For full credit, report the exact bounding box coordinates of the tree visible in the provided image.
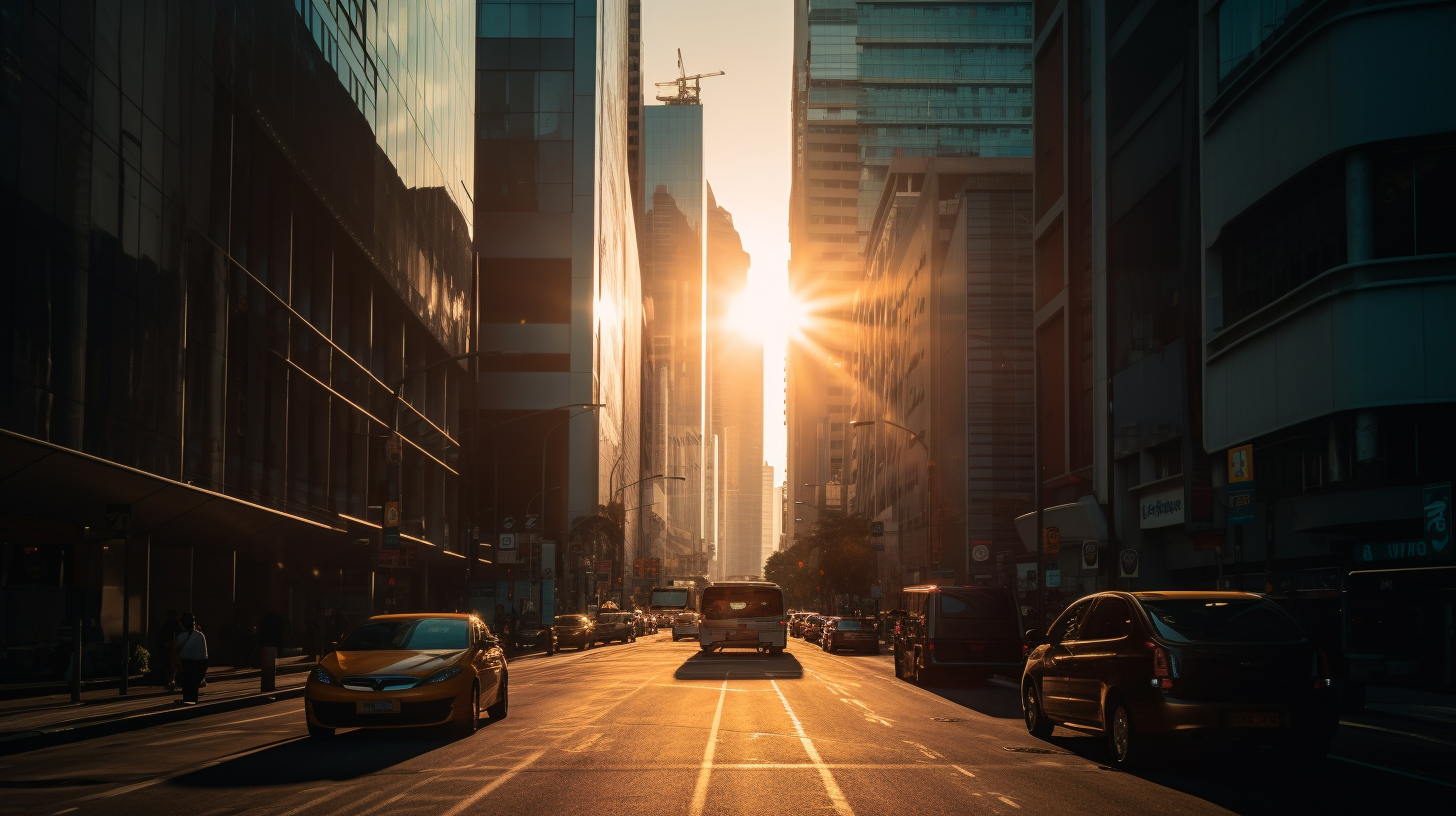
[764,513,875,610]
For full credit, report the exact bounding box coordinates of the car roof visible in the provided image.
[1128,591,1265,601]
[365,613,474,621]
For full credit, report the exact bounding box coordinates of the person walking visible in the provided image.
[175,613,209,705]
[155,609,183,691]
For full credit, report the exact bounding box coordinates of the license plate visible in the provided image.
[357,699,399,714]
[1229,711,1280,728]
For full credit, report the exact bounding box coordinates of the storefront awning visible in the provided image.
[1014,495,1108,553]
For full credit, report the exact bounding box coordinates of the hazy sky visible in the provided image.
[641,0,795,479]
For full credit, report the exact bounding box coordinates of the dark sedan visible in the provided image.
[1021,591,1339,768]
[511,613,557,656]
[552,615,596,651]
[593,612,637,645]
[821,617,880,654]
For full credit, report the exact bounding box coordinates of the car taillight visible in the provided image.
[1146,641,1173,688]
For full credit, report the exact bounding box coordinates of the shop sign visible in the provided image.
[1354,538,1455,565]
[595,559,612,576]
[1228,444,1254,483]
[1119,549,1140,578]
[1425,482,1450,555]
[1139,486,1185,529]
[1042,527,1060,555]
[1227,486,1256,526]
[1082,542,1099,570]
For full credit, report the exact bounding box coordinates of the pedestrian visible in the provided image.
[155,609,183,691]
[175,613,209,705]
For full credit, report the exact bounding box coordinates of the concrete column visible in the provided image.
[1346,151,1374,263]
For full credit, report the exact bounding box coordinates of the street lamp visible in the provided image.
[850,419,937,582]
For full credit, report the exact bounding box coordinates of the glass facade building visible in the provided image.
[639,104,707,578]
[0,0,475,679]
[473,0,644,615]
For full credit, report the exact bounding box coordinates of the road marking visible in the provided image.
[565,733,605,752]
[652,683,772,692]
[1328,755,1456,789]
[953,765,976,777]
[223,709,303,725]
[436,672,665,816]
[687,679,729,816]
[1339,719,1456,748]
[144,729,246,747]
[50,809,77,815]
[772,679,856,816]
[997,795,1021,808]
[268,785,358,816]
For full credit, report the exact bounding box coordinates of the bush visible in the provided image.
[131,644,151,675]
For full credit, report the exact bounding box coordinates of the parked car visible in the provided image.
[305,614,507,739]
[892,584,1024,686]
[789,612,815,638]
[822,617,880,654]
[594,612,637,645]
[1020,591,1340,768]
[511,612,558,656]
[668,610,700,641]
[802,615,827,644]
[553,615,595,651]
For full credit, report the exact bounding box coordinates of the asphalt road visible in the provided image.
[1,634,1451,816]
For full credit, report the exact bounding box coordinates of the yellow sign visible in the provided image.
[384,501,400,527]
[1042,526,1060,555]
[1228,444,1254,484]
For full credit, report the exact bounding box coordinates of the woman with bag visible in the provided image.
[175,613,209,705]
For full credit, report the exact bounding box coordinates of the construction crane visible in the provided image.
[655,49,724,106]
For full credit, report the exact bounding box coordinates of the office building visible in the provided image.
[762,464,778,570]
[707,187,763,581]
[639,103,707,579]
[787,0,1033,547]
[849,157,1034,592]
[0,0,476,678]
[474,0,644,614]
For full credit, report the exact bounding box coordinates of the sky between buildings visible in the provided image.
[642,0,794,479]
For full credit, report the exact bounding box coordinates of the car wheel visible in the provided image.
[486,674,509,720]
[699,642,715,653]
[578,640,587,651]
[307,722,334,739]
[1024,681,1053,738]
[453,682,481,738]
[1106,697,1136,767]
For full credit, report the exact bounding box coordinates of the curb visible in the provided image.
[0,686,306,756]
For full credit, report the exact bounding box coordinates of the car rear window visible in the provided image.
[835,619,876,630]
[1138,598,1307,643]
[701,587,785,619]
[935,589,1018,640]
[340,618,469,651]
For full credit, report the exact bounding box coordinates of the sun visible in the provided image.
[726,277,807,346]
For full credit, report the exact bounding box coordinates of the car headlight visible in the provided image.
[314,667,334,685]
[421,666,462,685]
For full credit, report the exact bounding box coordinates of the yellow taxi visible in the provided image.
[304,613,507,738]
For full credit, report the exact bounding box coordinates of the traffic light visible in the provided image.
[798,561,804,568]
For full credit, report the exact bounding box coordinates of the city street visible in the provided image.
[2,634,1451,816]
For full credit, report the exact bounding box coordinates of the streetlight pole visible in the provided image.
[850,419,936,583]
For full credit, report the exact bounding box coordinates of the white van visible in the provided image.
[698,581,788,655]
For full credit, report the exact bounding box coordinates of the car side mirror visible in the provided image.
[1024,628,1045,647]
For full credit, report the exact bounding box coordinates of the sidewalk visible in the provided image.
[1360,685,1456,727]
[0,658,314,756]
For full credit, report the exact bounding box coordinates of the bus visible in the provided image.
[698,581,788,655]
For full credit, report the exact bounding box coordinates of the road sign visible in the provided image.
[502,516,516,531]
[871,521,884,537]
[1228,444,1253,483]
[1228,487,1256,525]
[525,514,539,530]
[972,544,990,562]
[1082,541,1099,569]
[1042,526,1060,555]
[383,528,401,548]
[384,501,400,527]
[870,584,882,599]
[1119,549,1140,578]
[498,532,517,551]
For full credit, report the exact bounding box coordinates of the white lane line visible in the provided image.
[144,729,246,747]
[1339,720,1456,748]
[1327,755,1456,789]
[436,672,665,816]
[267,785,358,816]
[49,809,78,815]
[652,683,772,692]
[687,679,729,816]
[771,679,856,816]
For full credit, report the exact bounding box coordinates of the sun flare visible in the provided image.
[726,276,808,346]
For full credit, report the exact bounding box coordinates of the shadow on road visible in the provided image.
[167,720,502,787]
[914,680,1024,720]
[673,651,804,681]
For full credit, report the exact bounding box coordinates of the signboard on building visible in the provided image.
[595,560,611,576]
[1044,568,1061,587]
[1139,486,1185,529]
[1425,482,1450,554]
[1042,527,1060,555]
[498,532,517,551]
[1227,487,1256,526]
[1228,445,1254,483]
[972,543,991,562]
[1119,549,1140,578]
[870,584,882,599]
[1082,542,1098,570]
[871,521,884,537]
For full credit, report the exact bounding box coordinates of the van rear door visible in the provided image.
[932,588,1022,665]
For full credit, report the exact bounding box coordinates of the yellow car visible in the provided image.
[304,613,507,738]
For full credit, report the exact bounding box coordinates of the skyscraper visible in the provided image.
[707,186,763,582]
[786,0,1033,547]
[640,103,707,579]
[0,0,476,666]
[474,1,643,614]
